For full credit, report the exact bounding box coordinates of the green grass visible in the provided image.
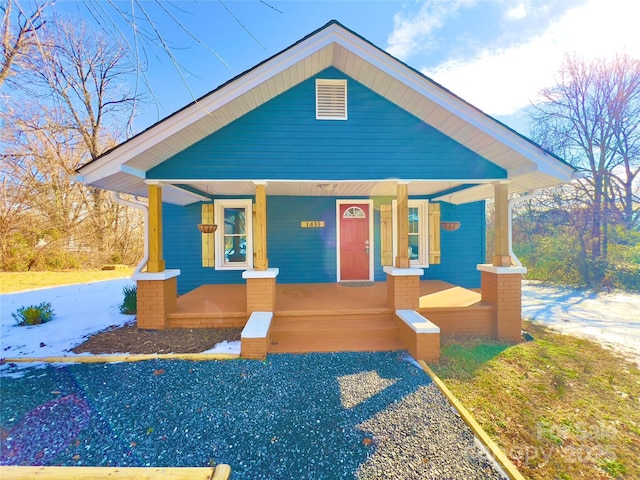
[431,322,640,480]
[0,267,134,294]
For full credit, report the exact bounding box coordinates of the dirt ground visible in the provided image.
[72,324,242,355]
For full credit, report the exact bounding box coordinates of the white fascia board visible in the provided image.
[80,164,126,185]
[529,151,575,181]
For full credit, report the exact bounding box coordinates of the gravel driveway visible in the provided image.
[1,351,504,479]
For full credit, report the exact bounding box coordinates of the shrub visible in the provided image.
[12,302,55,326]
[120,284,137,314]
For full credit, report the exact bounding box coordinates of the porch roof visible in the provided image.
[77,21,575,206]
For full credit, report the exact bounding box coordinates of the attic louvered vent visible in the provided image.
[316,79,347,120]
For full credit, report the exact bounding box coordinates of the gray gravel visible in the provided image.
[1,351,506,479]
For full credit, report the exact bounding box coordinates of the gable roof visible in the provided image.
[77,20,574,205]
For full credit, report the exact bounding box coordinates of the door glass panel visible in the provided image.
[344,206,366,218]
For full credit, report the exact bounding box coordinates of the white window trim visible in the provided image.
[316,79,348,120]
[215,199,253,270]
[392,199,429,268]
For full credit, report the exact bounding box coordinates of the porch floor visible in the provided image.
[167,281,489,351]
[170,280,480,318]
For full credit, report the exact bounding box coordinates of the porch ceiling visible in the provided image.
[170,179,483,199]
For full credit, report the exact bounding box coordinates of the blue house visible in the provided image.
[78,21,574,360]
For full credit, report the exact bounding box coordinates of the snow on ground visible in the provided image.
[0,279,241,368]
[522,280,640,367]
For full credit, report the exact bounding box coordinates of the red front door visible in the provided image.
[339,203,370,281]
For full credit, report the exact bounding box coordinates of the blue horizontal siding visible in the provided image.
[148,67,506,182]
[163,202,244,295]
[163,197,484,293]
[267,196,337,284]
[422,201,485,288]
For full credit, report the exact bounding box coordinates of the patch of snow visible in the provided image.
[1,279,136,377]
[200,340,241,355]
[522,281,640,367]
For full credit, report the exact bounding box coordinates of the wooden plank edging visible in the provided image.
[418,361,526,480]
[0,464,231,479]
[2,353,240,364]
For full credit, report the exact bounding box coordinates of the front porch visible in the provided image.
[164,280,496,357]
[132,180,527,363]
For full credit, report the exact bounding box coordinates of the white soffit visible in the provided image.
[90,173,208,206]
[164,180,475,202]
[432,172,568,204]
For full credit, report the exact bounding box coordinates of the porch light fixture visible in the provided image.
[318,183,337,193]
[197,223,217,234]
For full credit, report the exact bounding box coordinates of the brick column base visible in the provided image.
[133,270,180,330]
[398,321,440,363]
[384,267,424,310]
[477,264,527,343]
[242,268,279,314]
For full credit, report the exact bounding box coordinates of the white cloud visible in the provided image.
[387,0,475,60]
[422,0,640,116]
[504,3,527,20]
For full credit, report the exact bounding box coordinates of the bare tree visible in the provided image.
[1,17,143,269]
[608,55,640,229]
[23,19,138,157]
[529,54,640,285]
[0,0,50,88]
[23,19,139,253]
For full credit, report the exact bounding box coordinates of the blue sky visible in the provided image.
[56,0,639,135]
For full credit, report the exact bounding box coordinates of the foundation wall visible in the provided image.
[420,306,496,337]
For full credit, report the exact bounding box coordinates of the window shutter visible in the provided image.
[380,204,393,266]
[316,79,347,120]
[202,203,214,267]
[428,203,441,264]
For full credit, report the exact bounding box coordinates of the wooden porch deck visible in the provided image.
[167,281,495,353]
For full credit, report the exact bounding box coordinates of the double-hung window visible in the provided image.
[392,199,429,267]
[215,199,253,270]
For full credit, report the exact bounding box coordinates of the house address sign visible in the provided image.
[300,221,325,228]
